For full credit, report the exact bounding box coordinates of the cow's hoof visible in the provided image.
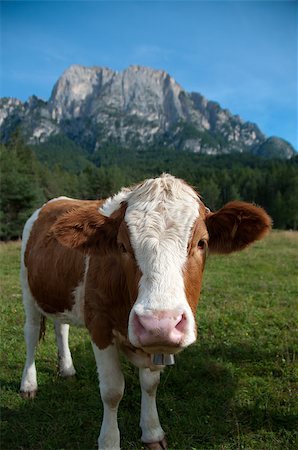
[143,438,168,450]
[59,367,76,378]
[58,358,76,378]
[20,389,37,400]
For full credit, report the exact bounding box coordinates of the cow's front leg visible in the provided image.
[92,342,124,450]
[139,368,167,449]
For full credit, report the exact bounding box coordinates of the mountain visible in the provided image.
[0,64,295,159]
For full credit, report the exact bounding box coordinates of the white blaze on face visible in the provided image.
[124,175,200,348]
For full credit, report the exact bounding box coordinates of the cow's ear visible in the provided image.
[206,201,272,254]
[51,204,126,254]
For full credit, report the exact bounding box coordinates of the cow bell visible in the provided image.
[152,353,175,366]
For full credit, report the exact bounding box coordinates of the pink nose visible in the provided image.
[132,310,187,347]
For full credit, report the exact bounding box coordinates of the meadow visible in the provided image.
[1,231,297,449]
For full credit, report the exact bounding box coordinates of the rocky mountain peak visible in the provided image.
[0,64,295,158]
[49,64,115,120]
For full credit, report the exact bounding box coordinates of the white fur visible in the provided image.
[101,174,200,349]
[100,187,132,217]
[92,342,125,450]
[54,321,76,377]
[20,295,41,394]
[139,368,165,444]
[47,195,75,203]
[20,207,41,273]
[92,342,164,448]
[20,208,42,394]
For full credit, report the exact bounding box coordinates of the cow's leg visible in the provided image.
[20,293,41,399]
[139,368,167,449]
[54,321,76,377]
[92,343,125,450]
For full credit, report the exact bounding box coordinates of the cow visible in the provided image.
[20,174,271,450]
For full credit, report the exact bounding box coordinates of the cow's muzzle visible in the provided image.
[131,309,188,350]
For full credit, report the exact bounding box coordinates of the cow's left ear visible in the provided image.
[51,204,126,254]
[206,201,272,254]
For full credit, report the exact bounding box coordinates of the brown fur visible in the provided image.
[51,201,126,254]
[206,201,272,254]
[183,211,209,314]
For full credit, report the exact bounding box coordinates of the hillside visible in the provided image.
[0,65,295,159]
[1,134,298,240]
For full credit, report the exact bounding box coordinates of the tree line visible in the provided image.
[1,134,297,240]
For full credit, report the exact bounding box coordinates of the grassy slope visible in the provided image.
[0,232,297,450]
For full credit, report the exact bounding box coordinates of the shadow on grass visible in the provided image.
[1,340,296,449]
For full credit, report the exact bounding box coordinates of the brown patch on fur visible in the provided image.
[84,253,140,349]
[24,199,99,313]
[51,202,127,254]
[184,215,209,314]
[206,201,272,254]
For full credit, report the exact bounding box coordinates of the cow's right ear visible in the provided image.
[51,204,125,254]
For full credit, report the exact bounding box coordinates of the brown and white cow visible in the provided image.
[20,174,271,449]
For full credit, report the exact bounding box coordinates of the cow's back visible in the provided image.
[22,197,103,316]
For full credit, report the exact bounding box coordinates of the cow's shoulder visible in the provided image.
[40,197,104,225]
[25,197,103,255]
[23,197,103,315]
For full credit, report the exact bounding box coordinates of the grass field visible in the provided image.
[1,232,297,450]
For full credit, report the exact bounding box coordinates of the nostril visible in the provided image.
[133,313,146,335]
[175,314,187,333]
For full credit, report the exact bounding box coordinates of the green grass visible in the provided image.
[1,232,297,450]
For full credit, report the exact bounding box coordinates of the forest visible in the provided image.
[1,133,298,240]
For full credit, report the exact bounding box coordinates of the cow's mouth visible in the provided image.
[140,343,184,355]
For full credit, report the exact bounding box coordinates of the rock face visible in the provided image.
[0,64,295,158]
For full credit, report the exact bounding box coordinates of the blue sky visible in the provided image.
[1,0,297,149]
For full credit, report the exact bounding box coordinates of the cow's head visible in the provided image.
[52,174,271,354]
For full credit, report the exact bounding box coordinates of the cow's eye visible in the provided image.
[197,239,207,250]
[119,243,127,253]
